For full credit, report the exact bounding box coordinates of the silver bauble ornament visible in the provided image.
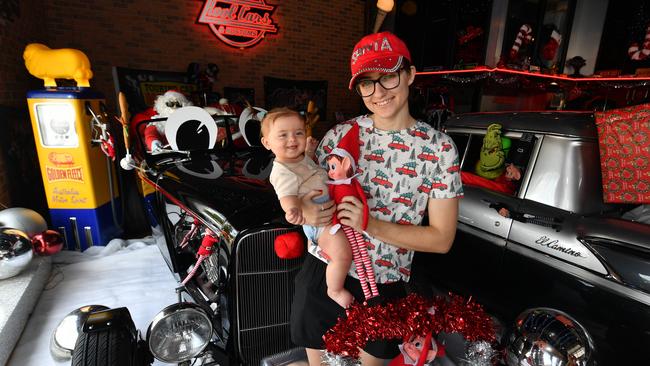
[50,305,110,361]
[505,307,595,366]
[0,228,34,279]
[0,207,47,237]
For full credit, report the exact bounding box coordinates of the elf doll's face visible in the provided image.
[403,335,437,364]
[326,155,351,180]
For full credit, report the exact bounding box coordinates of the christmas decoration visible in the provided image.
[595,103,650,203]
[475,124,506,179]
[31,229,64,256]
[628,25,650,60]
[274,231,304,259]
[465,340,497,366]
[181,229,219,285]
[323,293,495,360]
[326,122,378,300]
[0,228,33,280]
[145,90,193,152]
[508,24,533,61]
[542,29,562,61]
[0,207,47,237]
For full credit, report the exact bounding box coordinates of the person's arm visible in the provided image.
[337,196,459,253]
[279,195,305,225]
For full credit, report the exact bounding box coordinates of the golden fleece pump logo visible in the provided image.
[46,165,84,183]
[198,0,278,48]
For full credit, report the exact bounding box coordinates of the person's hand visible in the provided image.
[150,140,163,152]
[301,190,335,227]
[337,195,365,232]
[285,208,305,225]
[305,136,318,158]
[498,208,510,218]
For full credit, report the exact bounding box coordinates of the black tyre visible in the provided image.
[71,326,137,366]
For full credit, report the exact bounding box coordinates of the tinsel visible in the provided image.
[464,340,497,366]
[323,293,495,359]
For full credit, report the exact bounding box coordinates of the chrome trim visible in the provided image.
[578,237,624,284]
[507,241,650,306]
[83,226,93,247]
[69,217,80,251]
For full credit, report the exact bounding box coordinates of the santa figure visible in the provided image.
[144,90,193,152]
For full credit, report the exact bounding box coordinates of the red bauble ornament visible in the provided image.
[274,232,304,259]
[31,229,64,256]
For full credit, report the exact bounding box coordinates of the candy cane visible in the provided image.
[629,25,650,60]
[509,24,533,60]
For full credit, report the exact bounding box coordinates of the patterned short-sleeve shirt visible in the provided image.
[311,116,464,283]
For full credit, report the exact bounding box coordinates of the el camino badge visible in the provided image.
[198,0,278,48]
[536,236,586,258]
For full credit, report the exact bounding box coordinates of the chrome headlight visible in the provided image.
[506,308,595,366]
[49,305,110,361]
[146,302,213,363]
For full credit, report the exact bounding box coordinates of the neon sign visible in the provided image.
[198,0,278,48]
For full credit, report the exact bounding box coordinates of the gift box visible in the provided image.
[595,103,650,203]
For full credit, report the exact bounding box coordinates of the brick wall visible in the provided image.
[0,0,366,209]
[41,0,365,120]
[0,0,46,207]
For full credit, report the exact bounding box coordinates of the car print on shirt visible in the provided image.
[364,149,386,162]
[370,170,394,188]
[417,146,440,162]
[393,193,414,206]
[418,177,433,194]
[409,125,430,139]
[447,164,461,173]
[396,161,418,177]
[431,177,449,190]
[398,267,411,277]
[396,213,413,225]
[388,135,410,152]
[375,254,396,268]
[371,201,392,215]
[441,141,453,152]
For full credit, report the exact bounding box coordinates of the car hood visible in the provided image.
[148,149,285,231]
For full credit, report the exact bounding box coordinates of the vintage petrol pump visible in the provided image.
[24,44,121,250]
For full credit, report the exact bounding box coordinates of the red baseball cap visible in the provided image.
[349,31,412,90]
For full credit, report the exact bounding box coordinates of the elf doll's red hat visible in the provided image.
[328,123,360,170]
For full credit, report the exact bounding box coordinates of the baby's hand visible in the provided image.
[285,208,305,225]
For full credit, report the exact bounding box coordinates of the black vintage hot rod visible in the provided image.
[70,110,307,365]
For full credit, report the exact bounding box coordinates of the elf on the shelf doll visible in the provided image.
[325,122,379,300]
[144,90,193,152]
[389,332,445,366]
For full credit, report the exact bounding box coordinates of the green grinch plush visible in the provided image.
[475,123,506,179]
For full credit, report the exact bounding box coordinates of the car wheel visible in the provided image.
[71,326,142,366]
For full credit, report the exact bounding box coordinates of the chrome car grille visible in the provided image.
[234,228,304,365]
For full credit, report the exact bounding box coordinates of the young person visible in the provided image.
[290,32,464,366]
[261,108,355,309]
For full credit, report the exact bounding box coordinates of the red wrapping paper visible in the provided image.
[595,103,650,203]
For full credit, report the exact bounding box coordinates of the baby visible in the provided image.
[261,107,354,308]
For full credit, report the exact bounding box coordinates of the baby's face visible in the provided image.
[261,115,307,163]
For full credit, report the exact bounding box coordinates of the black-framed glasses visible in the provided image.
[354,70,402,97]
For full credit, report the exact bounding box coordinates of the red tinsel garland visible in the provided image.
[323,293,496,359]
